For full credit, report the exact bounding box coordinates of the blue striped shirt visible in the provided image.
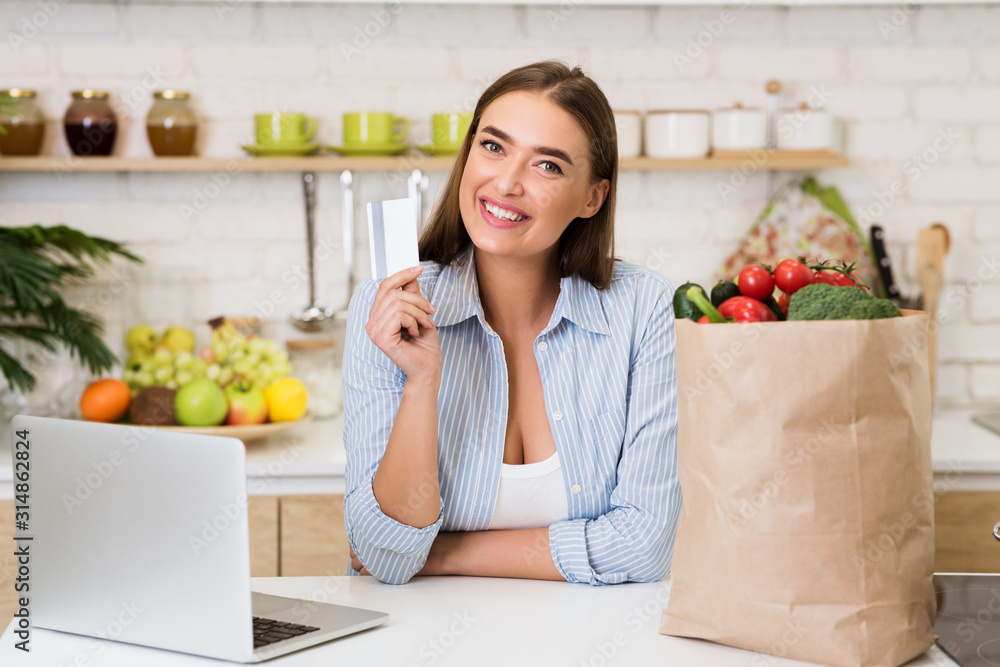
[342,245,682,585]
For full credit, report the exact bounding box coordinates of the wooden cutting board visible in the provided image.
[916,223,950,399]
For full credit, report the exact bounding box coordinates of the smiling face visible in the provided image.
[458,90,610,267]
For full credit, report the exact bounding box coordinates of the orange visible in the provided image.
[79,378,131,422]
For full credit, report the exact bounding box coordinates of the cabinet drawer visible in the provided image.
[280,495,349,577]
[934,492,1000,573]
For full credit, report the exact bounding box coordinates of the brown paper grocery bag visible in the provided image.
[659,312,936,667]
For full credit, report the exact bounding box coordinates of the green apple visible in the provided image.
[224,382,268,426]
[174,378,228,426]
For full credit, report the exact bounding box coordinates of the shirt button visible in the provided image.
[552,410,563,421]
[537,341,549,352]
[571,484,582,495]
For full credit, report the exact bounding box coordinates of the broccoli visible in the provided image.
[787,283,902,321]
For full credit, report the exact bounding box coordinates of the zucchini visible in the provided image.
[673,282,707,322]
[711,280,740,308]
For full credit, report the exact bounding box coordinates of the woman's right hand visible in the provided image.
[365,266,442,386]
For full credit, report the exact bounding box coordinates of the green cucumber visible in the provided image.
[673,282,707,322]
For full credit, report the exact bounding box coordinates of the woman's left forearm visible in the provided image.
[418,528,565,581]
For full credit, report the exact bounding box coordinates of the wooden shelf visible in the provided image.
[0,151,849,173]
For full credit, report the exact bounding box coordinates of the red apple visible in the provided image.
[224,382,268,425]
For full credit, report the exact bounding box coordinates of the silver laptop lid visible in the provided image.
[12,415,256,662]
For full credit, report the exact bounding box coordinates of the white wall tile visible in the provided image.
[124,3,254,40]
[970,284,1000,323]
[715,48,841,81]
[979,49,1000,81]
[934,363,969,405]
[0,41,48,74]
[525,7,652,44]
[824,88,909,121]
[656,6,781,42]
[193,45,321,80]
[973,208,1000,242]
[914,88,1000,122]
[938,322,1000,362]
[845,123,972,163]
[970,364,1000,401]
[331,46,450,81]
[848,48,971,83]
[915,7,1000,46]
[976,126,1000,163]
[578,48,710,82]
[908,166,1000,203]
[456,47,583,84]
[55,43,184,79]
[785,7,915,45]
[394,5,518,46]
[8,1,120,40]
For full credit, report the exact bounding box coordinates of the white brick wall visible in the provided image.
[0,2,998,408]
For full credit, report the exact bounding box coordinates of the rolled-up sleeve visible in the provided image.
[342,278,443,584]
[548,285,682,585]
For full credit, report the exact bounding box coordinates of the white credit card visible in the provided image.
[367,198,420,281]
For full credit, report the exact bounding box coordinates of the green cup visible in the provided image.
[431,112,473,147]
[343,112,409,145]
[255,112,317,145]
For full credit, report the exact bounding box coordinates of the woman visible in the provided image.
[344,61,681,586]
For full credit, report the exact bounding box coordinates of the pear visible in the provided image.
[162,326,196,353]
[125,324,159,354]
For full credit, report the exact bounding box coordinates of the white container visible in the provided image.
[644,110,710,159]
[712,103,767,151]
[776,104,835,151]
[614,110,642,159]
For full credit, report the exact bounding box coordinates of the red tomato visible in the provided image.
[777,292,790,316]
[831,272,865,288]
[737,265,775,302]
[698,315,711,324]
[718,297,777,323]
[811,270,840,286]
[773,259,812,295]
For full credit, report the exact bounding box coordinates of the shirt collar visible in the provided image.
[430,244,611,337]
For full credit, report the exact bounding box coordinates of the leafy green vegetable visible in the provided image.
[787,283,901,321]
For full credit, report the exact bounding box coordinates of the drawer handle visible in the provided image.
[995,521,1000,542]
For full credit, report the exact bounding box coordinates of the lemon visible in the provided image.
[264,377,308,422]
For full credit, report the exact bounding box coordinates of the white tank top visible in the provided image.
[487,451,570,530]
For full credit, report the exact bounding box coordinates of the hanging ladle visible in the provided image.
[290,171,334,332]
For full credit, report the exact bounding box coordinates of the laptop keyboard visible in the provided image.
[252,616,321,649]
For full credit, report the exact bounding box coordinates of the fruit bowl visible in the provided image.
[142,413,312,443]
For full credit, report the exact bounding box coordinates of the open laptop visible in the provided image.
[10,414,388,663]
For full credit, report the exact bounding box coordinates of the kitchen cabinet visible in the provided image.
[934,491,1000,573]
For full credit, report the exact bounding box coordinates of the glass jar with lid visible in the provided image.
[64,90,118,157]
[286,339,341,419]
[146,90,197,157]
[0,88,45,156]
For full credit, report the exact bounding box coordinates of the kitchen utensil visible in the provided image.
[765,80,780,151]
[431,112,472,147]
[916,223,950,398]
[614,110,642,159]
[241,142,320,157]
[327,143,408,156]
[140,412,312,442]
[416,143,460,156]
[711,103,766,152]
[343,112,409,145]
[994,521,1000,541]
[254,112,316,145]
[777,103,835,152]
[290,172,334,333]
[869,224,903,303]
[644,110,710,159]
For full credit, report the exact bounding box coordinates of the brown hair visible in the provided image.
[418,60,619,290]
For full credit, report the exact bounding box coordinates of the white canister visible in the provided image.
[614,110,642,159]
[644,110,710,159]
[712,103,767,152]
[776,103,835,151]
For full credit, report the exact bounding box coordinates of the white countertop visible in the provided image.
[0,575,957,666]
[2,407,999,498]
